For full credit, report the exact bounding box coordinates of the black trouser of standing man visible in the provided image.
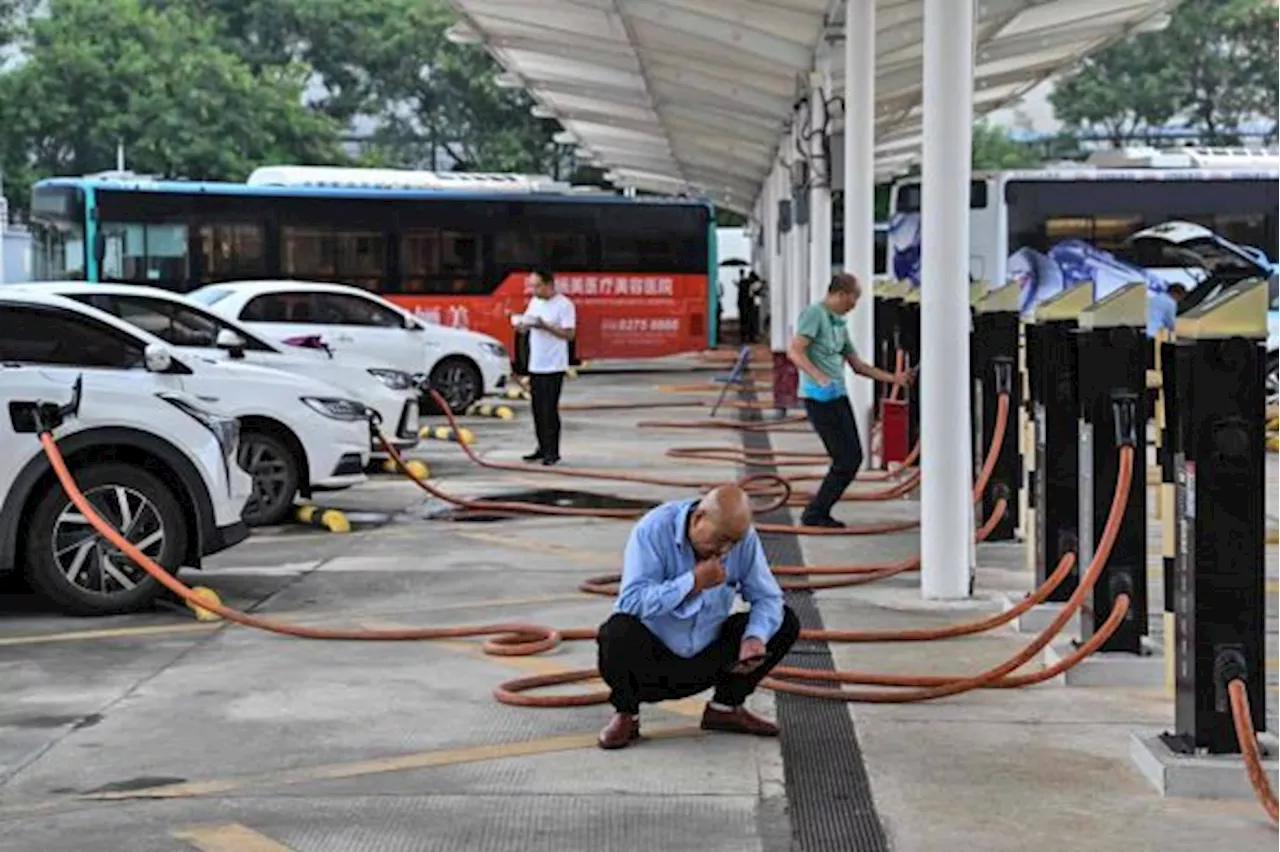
[529,371,565,462]
[596,607,801,715]
[801,395,863,526]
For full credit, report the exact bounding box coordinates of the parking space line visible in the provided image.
[450,529,617,565]
[83,726,702,802]
[0,623,217,646]
[0,593,599,649]
[172,824,294,851]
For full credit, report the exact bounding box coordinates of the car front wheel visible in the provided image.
[238,431,301,527]
[25,463,188,616]
[428,357,483,414]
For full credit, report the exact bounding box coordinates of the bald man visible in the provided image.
[595,485,799,749]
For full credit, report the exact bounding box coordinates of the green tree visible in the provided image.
[0,0,342,213]
[155,0,568,174]
[971,122,1041,169]
[1050,0,1278,145]
[1048,36,1179,145]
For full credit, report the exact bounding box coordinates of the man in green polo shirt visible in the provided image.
[786,273,911,528]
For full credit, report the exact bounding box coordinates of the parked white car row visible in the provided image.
[0,280,513,615]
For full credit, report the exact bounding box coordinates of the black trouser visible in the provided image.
[529,371,565,458]
[802,395,863,522]
[596,607,800,714]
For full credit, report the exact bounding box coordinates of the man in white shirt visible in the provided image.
[518,268,576,465]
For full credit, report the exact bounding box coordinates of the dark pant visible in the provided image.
[802,395,864,522]
[529,371,565,458]
[596,607,800,714]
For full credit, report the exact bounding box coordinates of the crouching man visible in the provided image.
[595,485,800,749]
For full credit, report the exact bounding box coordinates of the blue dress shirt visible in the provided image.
[612,499,785,658]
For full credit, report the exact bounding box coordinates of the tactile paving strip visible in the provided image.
[739,393,891,852]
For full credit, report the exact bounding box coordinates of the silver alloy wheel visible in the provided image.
[51,485,165,597]
[1267,355,1278,408]
[239,437,292,524]
[435,361,480,411]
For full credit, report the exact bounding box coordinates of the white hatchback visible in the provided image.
[9,283,423,455]
[0,291,372,528]
[188,280,512,412]
[0,355,253,615]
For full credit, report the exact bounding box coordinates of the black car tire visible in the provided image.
[428,357,483,414]
[25,462,187,616]
[238,431,301,527]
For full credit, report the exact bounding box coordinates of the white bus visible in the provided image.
[886,147,1279,311]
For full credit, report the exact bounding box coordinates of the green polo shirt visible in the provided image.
[796,301,853,399]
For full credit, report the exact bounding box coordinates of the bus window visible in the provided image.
[100,221,189,284]
[282,226,385,291]
[199,223,266,282]
[400,228,485,294]
[893,180,988,213]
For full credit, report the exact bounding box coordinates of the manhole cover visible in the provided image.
[427,488,658,523]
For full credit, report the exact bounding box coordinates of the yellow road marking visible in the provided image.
[0,593,596,648]
[84,725,702,802]
[0,623,217,647]
[450,529,617,566]
[172,824,294,852]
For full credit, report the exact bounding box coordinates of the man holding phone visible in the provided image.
[515,268,576,466]
[595,485,800,750]
[787,273,913,528]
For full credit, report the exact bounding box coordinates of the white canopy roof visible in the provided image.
[444,0,1180,212]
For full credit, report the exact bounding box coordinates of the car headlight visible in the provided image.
[481,342,508,359]
[300,396,369,421]
[157,392,240,472]
[367,368,414,391]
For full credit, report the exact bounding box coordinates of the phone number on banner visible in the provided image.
[600,317,681,333]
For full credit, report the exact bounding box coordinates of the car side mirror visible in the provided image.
[405,317,424,331]
[144,343,174,373]
[215,328,247,359]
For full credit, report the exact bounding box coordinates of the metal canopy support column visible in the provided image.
[844,0,876,467]
[787,122,806,342]
[808,60,832,304]
[920,0,975,600]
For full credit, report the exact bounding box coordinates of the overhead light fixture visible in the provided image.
[493,72,523,89]
[530,104,556,119]
[1134,12,1172,33]
[444,22,482,45]
[553,130,578,145]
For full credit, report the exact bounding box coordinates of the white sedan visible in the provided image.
[189,280,512,412]
[11,283,423,455]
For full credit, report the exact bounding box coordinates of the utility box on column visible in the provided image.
[972,284,1022,541]
[900,287,921,454]
[1026,283,1094,601]
[1077,283,1149,654]
[1164,277,1268,755]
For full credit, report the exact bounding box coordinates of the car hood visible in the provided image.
[179,352,356,398]
[416,321,506,352]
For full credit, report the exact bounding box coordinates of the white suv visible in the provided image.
[10,283,423,456]
[0,291,372,527]
[188,280,512,412]
[0,361,252,615]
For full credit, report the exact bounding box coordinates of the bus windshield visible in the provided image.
[29,186,86,281]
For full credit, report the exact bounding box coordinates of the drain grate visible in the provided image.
[426,489,657,523]
[739,395,890,852]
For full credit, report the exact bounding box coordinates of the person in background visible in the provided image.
[595,485,799,750]
[787,273,912,528]
[1146,282,1188,339]
[737,270,754,344]
[517,268,576,466]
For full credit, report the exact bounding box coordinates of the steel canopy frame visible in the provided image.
[445,0,1179,211]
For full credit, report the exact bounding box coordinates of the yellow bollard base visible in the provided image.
[186,587,223,622]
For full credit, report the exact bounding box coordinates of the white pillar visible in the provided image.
[786,121,806,341]
[808,62,832,304]
[769,166,787,352]
[920,0,974,600]
[844,0,876,468]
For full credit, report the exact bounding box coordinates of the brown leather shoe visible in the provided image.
[598,713,640,749]
[700,704,779,737]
